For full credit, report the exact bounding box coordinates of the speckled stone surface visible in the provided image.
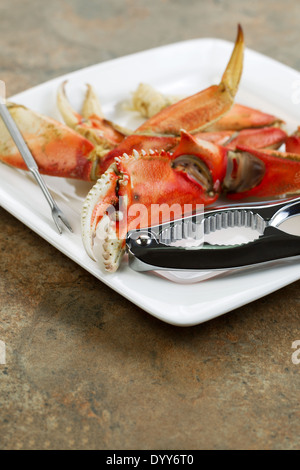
[0,0,299,450]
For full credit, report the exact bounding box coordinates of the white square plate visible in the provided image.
[1,38,300,326]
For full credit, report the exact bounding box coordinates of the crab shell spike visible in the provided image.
[81,83,104,120]
[57,80,83,129]
[57,81,104,127]
[93,214,125,272]
[81,166,119,261]
[221,24,244,98]
[57,81,130,149]
[135,24,244,136]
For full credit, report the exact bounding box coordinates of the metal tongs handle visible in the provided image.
[127,198,300,272]
[0,102,72,234]
[127,226,300,271]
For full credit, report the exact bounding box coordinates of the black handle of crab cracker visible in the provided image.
[127,226,300,272]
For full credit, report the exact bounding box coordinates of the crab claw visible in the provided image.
[81,165,125,271]
[0,102,97,180]
[224,146,300,199]
[135,25,244,136]
[57,81,131,149]
[81,135,226,271]
[0,99,132,181]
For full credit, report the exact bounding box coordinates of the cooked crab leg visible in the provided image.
[225,146,300,199]
[0,103,97,180]
[193,126,287,150]
[131,83,284,131]
[223,126,287,150]
[135,25,244,136]
[100,125,287,171]
[204,103,284,132]
[0,101,287,182]
[0,96,132,181]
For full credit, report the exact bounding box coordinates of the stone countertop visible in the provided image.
[0,0,299,450]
